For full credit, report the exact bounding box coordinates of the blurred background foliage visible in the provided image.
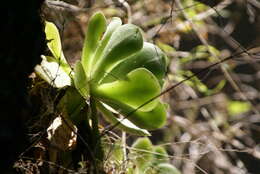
[21,0,260,173]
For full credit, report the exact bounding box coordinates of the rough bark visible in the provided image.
[0,0,46,173]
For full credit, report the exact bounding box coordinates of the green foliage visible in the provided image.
[156,41,176,55]
[44,21,71,73]
[91,23,144,81]
[174,70,226,95]
[176,0,209,33]
[103,140,126,172]
[131,137,154,171]
[73,61,89,99]
[35,21,72,88]
[227,100,251,116]
[172,44,226,96]
[94,68,160,112]
[45,21,63,59]
[153,146,170,164]
[101,42,168,86]
[35,12,168,135]
[156,163,181,174]
[81,12,106,74]
[87,17,122,76]
[180,45,220,64]
[129,138,181,174]
[57,87,86,125]
[97,102,150,136]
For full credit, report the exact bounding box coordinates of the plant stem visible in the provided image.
[90,97,104,173]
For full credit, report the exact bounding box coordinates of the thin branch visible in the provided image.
[45,0,87,13]
[174,0,233,31]
[118,0,132,24]
[175,0,259,115]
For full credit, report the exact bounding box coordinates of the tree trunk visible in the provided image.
[0,0,46,173]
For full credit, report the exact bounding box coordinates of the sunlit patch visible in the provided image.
[35,55,71,88]
[47,116,77,150]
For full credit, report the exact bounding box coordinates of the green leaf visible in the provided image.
[93,68,160,112]
[45,21,71,74]
[97,102,150,136]
[90,17,122,76]
[81,12,106,74]
[111,142,124,163]
[131,137,154,171]
[45,21,62,59]
[92,24,143,81]
[73,61,89,99]
[100,100,167,130]
[153,146,169,164]
[57,87,86,125]
[104,140,124,163]
[101,42,168,86]
[124,102,167,130]
[156,163,181,174]
[35,56,71,88]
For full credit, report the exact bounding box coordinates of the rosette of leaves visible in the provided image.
[35,12,168,136]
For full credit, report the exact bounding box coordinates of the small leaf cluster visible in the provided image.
[128,137,181,174]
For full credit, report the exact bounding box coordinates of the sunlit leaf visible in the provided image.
[73,61,89,99]
[45,21,71,74]
[97,102,150,136]
[35,56,71,88]
[104,101,167,130]
[90,17,122,76]
[92,24,143,81]
[81,12,106,75]
[94,68,160,112]
[125,102,167,130]
[101,42,168,86]
[45,21,62,59]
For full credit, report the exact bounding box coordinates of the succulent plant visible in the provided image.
[35,11,168,136]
